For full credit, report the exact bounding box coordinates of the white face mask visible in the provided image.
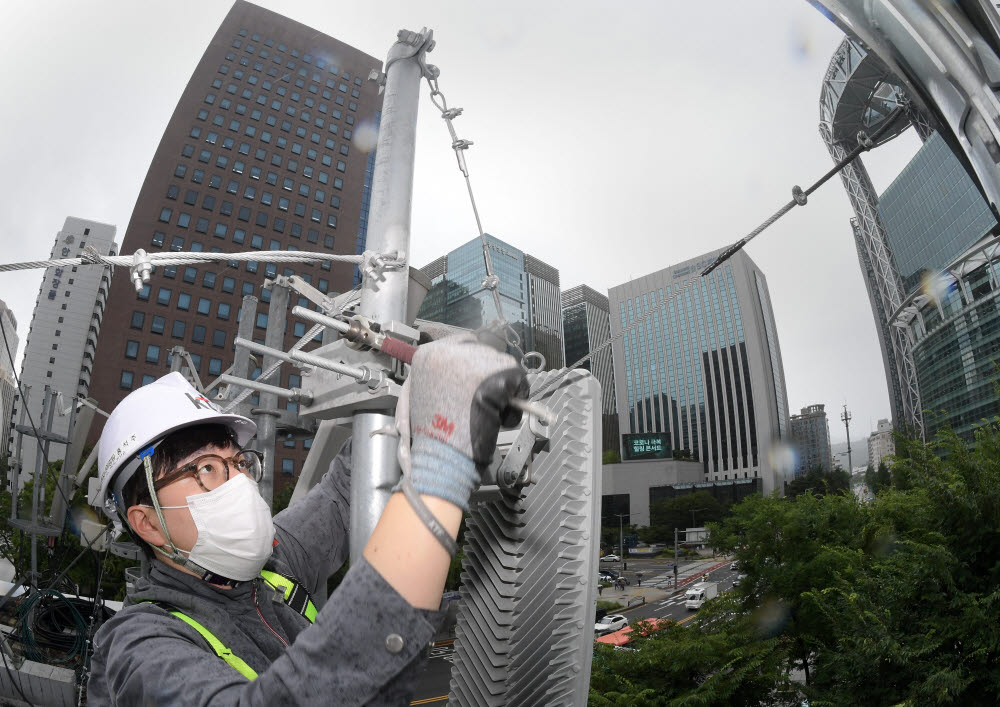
[167,473,275,581]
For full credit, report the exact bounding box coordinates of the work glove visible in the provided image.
[395,335,529,511]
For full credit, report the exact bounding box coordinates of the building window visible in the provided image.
[157,288,172,306]
[197,298,211,315]
[158,208,172,224]
[177,293,192,311]
[120,371,134,390]
[151,316,166,334]
[192,325,206,344]
[209,358,223,376]
[146,345,160,364]
[172,320,186,339]
[217,302,231,320]
[125,341,139,359]
[212,329,226,348]
[281,459,294,475]
[130,311,145,329]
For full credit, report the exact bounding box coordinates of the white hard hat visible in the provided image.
[97,372,256,517]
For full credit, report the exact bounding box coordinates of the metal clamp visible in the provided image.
[130,249,152,292]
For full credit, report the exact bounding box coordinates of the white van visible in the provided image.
[683,582,718,610]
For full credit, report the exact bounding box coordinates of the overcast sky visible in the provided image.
[0,0,924,444]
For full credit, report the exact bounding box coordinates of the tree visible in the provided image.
[593,419,1000,704]
[642,491,723,545]
[602,449,621,464]
[784,465,850,498]
[589,610,797,705]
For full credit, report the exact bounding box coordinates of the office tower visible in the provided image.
[0,300,19,462]
[561,285,618,452]
[608,248,791,495]
[417,234,565,369]
[821,37,1000,442]
[86,1,383,487]
[789,404,834,475]
[14,218,117,479]
[868,418,895,468]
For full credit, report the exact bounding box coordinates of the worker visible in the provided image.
[87,336,528,705]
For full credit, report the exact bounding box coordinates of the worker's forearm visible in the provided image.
[363,493,462,610]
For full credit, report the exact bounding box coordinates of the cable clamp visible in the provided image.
[130,249,153,292]
[792,185,808,206]
[482,274,500,291]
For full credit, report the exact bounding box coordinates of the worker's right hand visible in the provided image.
[395,335,528,510]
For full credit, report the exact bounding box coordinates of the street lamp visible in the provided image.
[609,511,645,567]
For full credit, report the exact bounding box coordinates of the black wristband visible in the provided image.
[398,474,459,557]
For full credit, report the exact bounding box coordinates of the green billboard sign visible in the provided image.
[622,433,672,461]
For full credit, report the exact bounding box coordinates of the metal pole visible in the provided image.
[30,388,53,590]
[674,527,679,590]
[9,386,29,523]
[350,413,399,562]
[232,296,259,383]
[254,282,290,509]
[842,405,853,472]
[619,515,623,567]
[351,29,434,559]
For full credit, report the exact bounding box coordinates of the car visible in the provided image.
[732,573,747,587]
[600,554,620,563]
[594,614,628,636]
[600,569,620,580]
[730,561,739,571]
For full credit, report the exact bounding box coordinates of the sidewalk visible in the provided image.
[601,558,730,613]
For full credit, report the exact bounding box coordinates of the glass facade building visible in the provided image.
[878,131,1000,441]
[561,285,618,452]
[417,234,565,369]
[608,249,790,495]
[86,1,383,489]
[879,132,996,295]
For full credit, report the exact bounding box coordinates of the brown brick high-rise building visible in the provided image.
[87,1,383,490]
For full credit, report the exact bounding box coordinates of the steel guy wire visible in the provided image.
[702,105,906,276]
[424,74,533,369]
[0,248,380,274]
[535,107,911,401]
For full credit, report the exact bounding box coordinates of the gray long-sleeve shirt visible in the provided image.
[87,439,443,706]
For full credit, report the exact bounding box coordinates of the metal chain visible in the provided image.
[424,75,538,371]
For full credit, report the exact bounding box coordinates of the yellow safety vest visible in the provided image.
[149,570,318,680]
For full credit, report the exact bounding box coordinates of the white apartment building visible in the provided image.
[13,217,117,481]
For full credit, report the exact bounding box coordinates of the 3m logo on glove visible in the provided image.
[431,414,455,437]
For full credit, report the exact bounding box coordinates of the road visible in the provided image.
[408,556,737,704]
[624,563,740,623]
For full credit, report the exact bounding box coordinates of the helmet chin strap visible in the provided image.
[140,452,211,578]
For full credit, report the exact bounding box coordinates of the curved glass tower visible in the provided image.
[821,37,1000,442]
